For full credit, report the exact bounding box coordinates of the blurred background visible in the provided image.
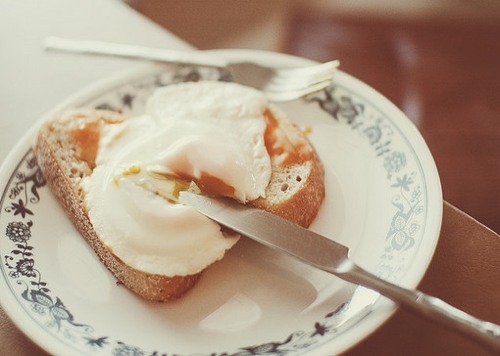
[126,0,500,234]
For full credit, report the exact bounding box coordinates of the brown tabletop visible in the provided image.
[346,202,500,355]
[1,201,498,355]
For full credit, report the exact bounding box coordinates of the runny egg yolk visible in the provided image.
[263,109,312,166]
[82,81,307,277]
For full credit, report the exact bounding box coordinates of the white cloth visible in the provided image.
[0,0,193,162]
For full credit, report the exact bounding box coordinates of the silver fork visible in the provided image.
[44,36,339,102]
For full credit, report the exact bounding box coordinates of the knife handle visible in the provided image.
[337,261,500,352]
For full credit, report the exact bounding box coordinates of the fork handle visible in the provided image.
[44,36,227,67]
[337,261,500,352]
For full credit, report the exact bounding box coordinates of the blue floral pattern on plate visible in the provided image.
[0,56,440,355]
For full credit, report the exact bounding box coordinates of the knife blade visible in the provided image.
[179,191,349,272]
[178,191,500,352]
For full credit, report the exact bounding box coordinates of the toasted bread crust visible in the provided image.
[33,107,324,301]
[249,157,324,227]
[250,105,325,226]
[34,110,202,301]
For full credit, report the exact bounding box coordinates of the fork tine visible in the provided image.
[265,60,339,91]
[273,60,339,78]
[264,64,338,94]
[264,78,333,102]
[265,69,335,91]
[263,61,337,101]
[268,76,333,93]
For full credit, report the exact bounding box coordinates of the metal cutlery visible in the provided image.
[179,192,500,352]
[43,36,339,102]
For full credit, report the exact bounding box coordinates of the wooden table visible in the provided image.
[287,15,500,236]
[346,202,500,355]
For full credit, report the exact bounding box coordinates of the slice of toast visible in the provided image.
[33,101,325,301]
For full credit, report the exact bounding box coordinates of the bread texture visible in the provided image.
[33,105,324,302]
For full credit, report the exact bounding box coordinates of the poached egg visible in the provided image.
[82,81,272,276]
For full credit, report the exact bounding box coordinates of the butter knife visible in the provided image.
[179,191,500,352]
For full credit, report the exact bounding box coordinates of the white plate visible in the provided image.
[0,50,442,355]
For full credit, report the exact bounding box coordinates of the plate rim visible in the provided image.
[0,48,443,355]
